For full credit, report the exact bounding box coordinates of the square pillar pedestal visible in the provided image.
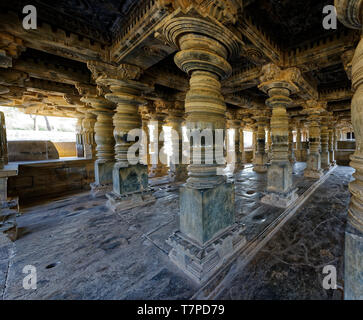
[261,162,298,208]
[304,153,323,179]
[106,164,155,212]
[0,166,19,241]
[91,160,114,197]
[167,182,246,283]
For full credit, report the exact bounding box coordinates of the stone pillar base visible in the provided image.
[253,164,268,173]
[169,164,188,183]
[106,188,155,213]
[344,224,363,300]
[179,182,235,244]
[0,209,18,242]
[304,169,323,179]
[261,189,298,208]
[167,222,246,284]
[90,182,113,198]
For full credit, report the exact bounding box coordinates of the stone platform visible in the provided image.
[0,163,352,300]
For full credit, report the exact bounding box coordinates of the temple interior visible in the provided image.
[0,0,362,300]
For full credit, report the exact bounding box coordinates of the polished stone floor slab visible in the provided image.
[0,164,352,299]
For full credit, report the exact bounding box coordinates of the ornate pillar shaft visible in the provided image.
[328,126,336,165]
[0,111,8,169]
[288,122,296,163]
[296,124,302,161]
[239,124,246,165]
[164,101,187,182]
[336,0,363,299]
[320,116,330,168]
[75,113,85,158]
[149,103,168,178]
[304,101,326,178]
[258,64,299,208]
[253,113,268,173]
[81,107,96,159]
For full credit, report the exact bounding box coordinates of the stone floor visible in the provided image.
[0,163,353,300]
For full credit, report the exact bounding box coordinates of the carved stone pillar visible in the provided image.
[226,110,244,172]
[239,121,246,166]
[162,15,245,283]
[0,111,8,168]
[139,105,152,170]
[288,121,296,164]
[258,64,299,208]
[295,122,302,162]
[252,126,257,162]
[336,0,363,299]
[149,100,168,178]
[303,101,326,178]
[301,124,310,162]
[75,112,85,158]
[328,116,336,166]
[253,111,268,173]
[266,125,272,161]
[76,82,116,197]
[96,63,155,212]
[164,100,188,182]
[81,107,97,159]
[320,114,330,169]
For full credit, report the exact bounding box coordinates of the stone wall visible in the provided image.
[53,142,76,157]
[245,150,253,163]
[7,159,94,205]
[336,140,356,166]
[8,141,59,162]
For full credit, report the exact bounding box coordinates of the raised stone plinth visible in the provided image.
[167,222,246,284]
[166,182,247,283]
[106,188,155,213]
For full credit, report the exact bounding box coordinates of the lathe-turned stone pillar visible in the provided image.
[301,125,309,162]
[253,111,269,173]
[258,64,299,208]
[164,100,188,182]
[266,125,272,160]
[288,121,296,164]
[226,110,244,172]
[303,101,326,178]
[336,0,363,299]
[77,83,116,197]
[295,122,302,162]
[252,126,257,162]
[162,15,245,283]
[0,111,8,169]
[320,114,330,169]
[139,105,152,170]
[328,119,336,166]
[97,64,155,212]
[149,100,168,178]
[239,125,246,166]
[81,107,97,159]
[75,112,85,158]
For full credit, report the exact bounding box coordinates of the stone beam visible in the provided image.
[287,29,359,72]
[238,14,283,65]
[12,58,91,85]
[0,12,107,63]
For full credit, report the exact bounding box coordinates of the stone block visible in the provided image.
[179,182,235,246]
[95,160,114,186]
[267,161,293,194]
[112,164,148,195]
